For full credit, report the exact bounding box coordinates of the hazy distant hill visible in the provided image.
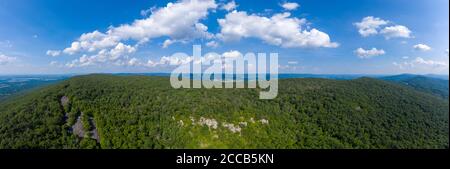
[424,74,450,80]
[0,75,447,149]
[2,73,446,101]
[0,75,70,100]
[381,74,449,99]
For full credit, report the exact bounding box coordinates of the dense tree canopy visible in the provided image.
[0,75,448,149]
[382,74,449,99]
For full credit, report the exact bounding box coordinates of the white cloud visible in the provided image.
[46,50,61,57]
[60,0,217,67]
[222,50,242,58]
[109,43,136,59]
[380,25,412,39]
[217,11,338,48]
[414,57,448,67]
[392,61,412,69]
[105,0,216,43]
[0,54,16,65]
[287,61,298,64]
[162,55,194,65]
[354,16,389,37]
[143,55,193,67]
[413,44,431,51]
[402,56,409,59]
[206,41,219,48]
[63,42,81,55]
[354,47,385,59]
[49,61,58,66]
[139,50,246,68]
[162,39,175,48]
[63,30,120,54]
[354,16,412,39]
[65,43,136,68]
[221,1,237,11]
[281,2,300,11]
[140,6,156,17]
[394,57,448,69]
[49,61,64,67]
[127,58,140,66]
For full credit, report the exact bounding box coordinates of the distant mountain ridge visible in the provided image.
[381,74,449,99]
[1,73,448,101]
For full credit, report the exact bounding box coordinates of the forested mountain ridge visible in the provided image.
[381,74,449,99]
[0,74,448,149]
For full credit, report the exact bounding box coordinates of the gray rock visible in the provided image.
[60,96,69,107]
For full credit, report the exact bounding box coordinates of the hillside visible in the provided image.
[0,74,448,149]
[382,74,449,99]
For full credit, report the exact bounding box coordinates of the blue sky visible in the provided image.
[0,0,448,75]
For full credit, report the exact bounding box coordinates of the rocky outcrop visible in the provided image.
[197,117,218,129]
[222,122,241,133]
[71,114,85,138]
[70,112,100,143]
[89,117,100,142]
[177,116,269,135]
[60,96,69,107]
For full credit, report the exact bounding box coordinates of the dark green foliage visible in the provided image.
[382,74,449,99]
[0,74,448,149]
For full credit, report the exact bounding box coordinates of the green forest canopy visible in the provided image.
[0,74,448,149]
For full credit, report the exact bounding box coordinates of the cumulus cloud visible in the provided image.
[413,44,431,51]
[60,0,217,67]
[281,2,300,11]
[162,39,176,48]
[217,11,338,48]
[140,6,157,17]
[413,57,447,67]
[53,0,341,68]
[49,61,64,67]
[111,54,199,68]
[206,41,219,48]
[354,16,412,39]
[127,58,140,66]
[46,50,61,57]
[0,54,16,65]
[126,50,246,69]
[222,50,242,58]
[221,1,237,11]
[394,57,448,69]
[104,0,216,44]
[65,0,216,54]
[354,16,389,37]
[144,55,194,67]
[65,43,136,68]
[380,25,412,39]
[49,61,58,66]
[354,47,385,59]
[63,30,120,55]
